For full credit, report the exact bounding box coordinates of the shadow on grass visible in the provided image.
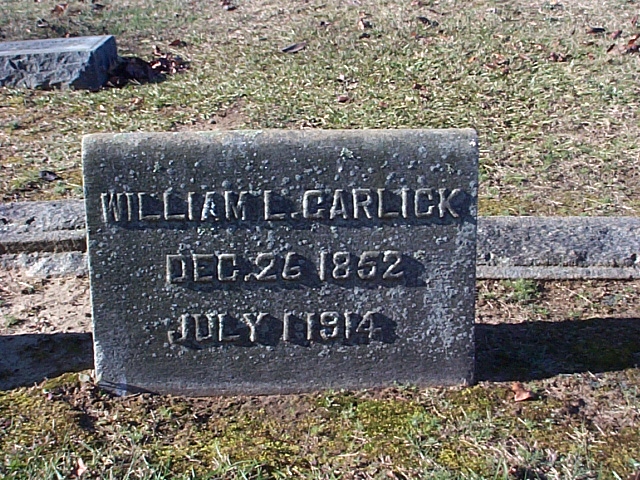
[477,317,640,382]
[0,317,638,390]
[0,333,93,390]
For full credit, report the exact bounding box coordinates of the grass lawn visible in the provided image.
[1,0,639,214]
[1,0,639,478]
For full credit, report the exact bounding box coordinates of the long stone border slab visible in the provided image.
[1,200,638,279]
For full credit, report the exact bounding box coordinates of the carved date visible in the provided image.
[167,250,405,284]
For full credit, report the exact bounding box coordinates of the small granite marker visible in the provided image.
[82,130,478,395]
[0,36,117,90]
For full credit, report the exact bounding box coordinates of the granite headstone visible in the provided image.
[82,129,478,395]
[0,35,117,90]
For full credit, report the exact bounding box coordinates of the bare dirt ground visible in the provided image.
[0,268,91,336]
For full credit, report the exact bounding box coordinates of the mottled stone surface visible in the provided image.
[0,36,116,89]
[0,200,86,253]
[82,129,478,395]
[476,216,640,279]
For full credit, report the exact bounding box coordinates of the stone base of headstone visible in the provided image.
[0,35,117,90]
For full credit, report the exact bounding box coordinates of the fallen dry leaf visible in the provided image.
[631,14,638,27]
[51,3,68,14]
[560,398,586,416]
[220,0,236,11]
[39,170,61,182]
[416,16,438,27]
[627,472,640,480]
[358,13,373,30]
[549,51,569,62]
[510,382,537,402]
[76,457,88,477]
[281,42,307,53]
[169,39,187,47]
[610,29,623,40]
[336,94,350,103]
[150,53,189,75]
[586,26,606,35]
[607,43,620,54]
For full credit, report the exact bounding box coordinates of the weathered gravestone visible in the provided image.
[0,36,117,90]
[82,130,478,395]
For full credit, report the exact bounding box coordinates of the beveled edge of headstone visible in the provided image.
[81,128,479,158]
[0,35,115,55]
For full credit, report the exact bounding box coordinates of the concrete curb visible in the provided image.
[0,200,86,254]
[1,200,638,279]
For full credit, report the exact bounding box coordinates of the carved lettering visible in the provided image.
[438,188,461,218]
[163,189,186,220]
[414,188,435,218]
[169,309,390,348]
[167,250,409,285]
[166,255,187,283]
[282,252,302,280]
[332,252,352,280]
[193,254,215,282]
[401,188,410,219]
[137,193,161,221]
[302,190,325,220]
[242,312,268,343]
[264,190,286,220]
[187,192,196,221]
[168,313,195,345]
[357,251,378,280]
[352,188,374,219]
[225,190,248,220]
[306,313,316,341]
[329,189,349,220]
[101,192,127,223]
[320,311,342,340]
[218,313,241,342]
[356,311,382,339]
[377,188,400,219]
[254,253,277,281]
[217,254,239,282]
[382,251,404,279]
[201,192,218,221]
[99,186,466,224]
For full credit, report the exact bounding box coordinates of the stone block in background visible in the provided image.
[0,36,117,90]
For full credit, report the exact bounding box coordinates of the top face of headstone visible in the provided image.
[0,36,112,55]
[82,129,478,396]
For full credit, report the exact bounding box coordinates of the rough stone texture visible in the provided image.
[0,252,87,277]
[476,216,640,279]
[0,36,117,90]
[0,200,86,253]
[82,129,478,395]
